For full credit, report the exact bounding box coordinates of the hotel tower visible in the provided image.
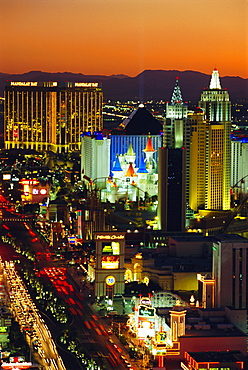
[4,81,103,153]
[197,69,231,210]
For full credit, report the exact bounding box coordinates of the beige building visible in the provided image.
[188,108,208,211]
[198,69,231,211]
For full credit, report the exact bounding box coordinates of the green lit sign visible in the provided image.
[0,326,8,333]
[138,305,155,317]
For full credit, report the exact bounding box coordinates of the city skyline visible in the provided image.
[2,0,248,78]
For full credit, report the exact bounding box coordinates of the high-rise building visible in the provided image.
[198,69,231,210]
[157,147,186,232]
[164,78,188,149]
[188,108,208,211]
[4,81,103,153]
[163,78,191,203]
[81,132,111,189]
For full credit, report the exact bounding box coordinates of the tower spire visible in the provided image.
[170,77,183,104]
[209,68,221,89]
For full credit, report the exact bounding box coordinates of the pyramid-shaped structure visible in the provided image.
[118,104,162,135]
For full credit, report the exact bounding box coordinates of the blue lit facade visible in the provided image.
[110,135,162,172]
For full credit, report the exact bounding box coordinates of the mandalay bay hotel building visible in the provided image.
[4,81,103,153]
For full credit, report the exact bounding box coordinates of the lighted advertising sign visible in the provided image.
[68,235,76,244]
[101,256,119,269]
[1,363,32,369]
[19,179,39,186]
[105,276,116,286]
[140,297,152,306]
[1,357,32,369]
[138,318,155,339]
[96,234,124,240]
[138,305,155,317]
[156,332,167,343]
[102,241,120,255]
[0,326,8,333]
[32,188,47,195]
[40,188,47,195]
[10,81,38,86]
[75,82,98,87]
[9,357,25,363]
[2,174,11,181]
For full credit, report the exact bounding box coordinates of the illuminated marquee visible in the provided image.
[3,174,11,181]
[102,242,120,255]
[75,82,98,87]
[19,179,39,186]
[1,362,32,369]
[101,256,119,269]
[10,82,38,87]
[96,234,124,240]
[138,305,155,317]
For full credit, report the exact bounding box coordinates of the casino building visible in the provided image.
[4,81,103,153]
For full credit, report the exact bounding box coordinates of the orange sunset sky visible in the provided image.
[1,0,248,78]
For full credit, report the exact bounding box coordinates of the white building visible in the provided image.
[81,133,111,189]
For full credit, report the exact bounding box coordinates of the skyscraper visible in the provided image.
[188,108,208,211]
[4,81,103,153]
[164,77,189,149]
[163,78,191,203]
[198,69,231,210]
[157,147,186,232]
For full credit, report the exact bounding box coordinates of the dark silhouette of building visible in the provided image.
[157,147,186,232]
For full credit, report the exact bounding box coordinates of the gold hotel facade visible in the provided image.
[4,81,103,153]
[189,69,231,211]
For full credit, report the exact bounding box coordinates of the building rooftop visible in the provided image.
[213,234,248,243]
[187,350,245,362]
[168,234,216,243]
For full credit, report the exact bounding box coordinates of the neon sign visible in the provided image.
[10,82,38,86]
[138,305,155,317]
[97,234,124,240]
[1,362,32,369]
[19,179,39,186]
[75,82,98,87]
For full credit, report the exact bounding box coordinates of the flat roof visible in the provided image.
[187,350,244,363]
[213,234,248,243]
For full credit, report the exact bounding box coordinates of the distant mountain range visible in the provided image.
[0,70,247,103]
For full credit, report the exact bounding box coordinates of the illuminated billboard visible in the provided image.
[3,174,11,181]
[138,317,155,339]
[138,305,155,317]
[0,326,8,333]
[101,256,119,269]
[102,241,120,255]
[156,332,167,343]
